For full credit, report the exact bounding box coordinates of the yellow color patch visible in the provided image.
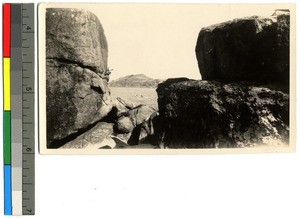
[4,58,11,111]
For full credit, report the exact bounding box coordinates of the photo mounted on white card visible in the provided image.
[38,3,296,154]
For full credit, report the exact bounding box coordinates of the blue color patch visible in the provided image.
[4,165,12,215]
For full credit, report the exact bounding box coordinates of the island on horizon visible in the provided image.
[109,74,164,88]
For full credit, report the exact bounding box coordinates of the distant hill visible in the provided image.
[109,74,164,88]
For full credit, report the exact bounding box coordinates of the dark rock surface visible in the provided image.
[195,12,290,85]
[46,8,112,147]
[60,122,115,149]
[156,79,289,148]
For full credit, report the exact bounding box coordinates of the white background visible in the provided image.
[0,0,299,218]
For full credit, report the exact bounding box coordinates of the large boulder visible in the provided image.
[195,11,290,85]
[46,8,112,147]
[155,79,289,148]
[46,8,109,78]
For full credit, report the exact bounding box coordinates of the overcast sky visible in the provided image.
[56,4,285,80]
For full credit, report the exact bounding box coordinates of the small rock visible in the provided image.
[114,105,158,145]
[116,117,135,133]
[60,122,115,149]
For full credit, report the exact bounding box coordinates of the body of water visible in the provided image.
[109,87,158,110]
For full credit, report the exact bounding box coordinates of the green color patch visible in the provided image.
[4,111,11,164]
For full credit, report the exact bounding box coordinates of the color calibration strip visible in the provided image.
[3,3,35,215]
[4,3,12,215]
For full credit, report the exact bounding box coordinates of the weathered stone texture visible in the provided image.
[156,79,289,148]
[46,8,112,147]
[196,13,290,85]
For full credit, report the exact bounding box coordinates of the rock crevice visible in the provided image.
[46,8,112,148]
[46,57,101,77]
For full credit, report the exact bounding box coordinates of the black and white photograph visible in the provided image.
[38,3,295,154]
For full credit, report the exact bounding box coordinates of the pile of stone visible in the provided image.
[46,8,290,149]
[155,10,290,148]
